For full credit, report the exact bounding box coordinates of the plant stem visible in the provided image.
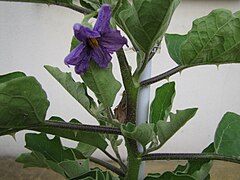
[140,65,185,86]
[102,149,121,165]
[89,157,125,177]
[1,0,92,14]
[41,120,121,135]
[142,153,240,164]
[114,149,128,173]
[107,108,121,128]
[125,139,142,180]
[116,48,138,124]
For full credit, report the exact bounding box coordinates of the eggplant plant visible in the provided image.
[1,0,240,179]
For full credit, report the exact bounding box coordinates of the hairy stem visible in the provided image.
[114,149,128,173]
[142,153,240,164]
[102,149,122,165]
[89,157,125,177]
[41,120,121,135]
[116,49,138,124]
[1,0,92,14]
[140,65,185,86]
[124,139,141,180]
[102,148,127,174]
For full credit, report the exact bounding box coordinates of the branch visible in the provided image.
[112,147,127,173]
[116,48,138,124]
[102,149,121,165]
[1,0,92,14]
[140,65,185,86]
[142,153,240,164]
[116,48,135,92]
[89,157,125,177]
[42,120,121,135]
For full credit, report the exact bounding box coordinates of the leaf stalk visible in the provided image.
[142,153,240,164]
[140,65,185,86]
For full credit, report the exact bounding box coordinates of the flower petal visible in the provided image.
[64,44,91,74]
[91,46,112,68]
[74,57,91,74]
[93,4,112,33]
[64,44,85,65]
[100,30,128,53]
[74,24,100,42]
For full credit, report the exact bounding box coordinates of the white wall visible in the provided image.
[0,0,240,159]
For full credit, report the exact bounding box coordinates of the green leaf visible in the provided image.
[16,151,48,168]
[34,117,108,151]
[81,61,121,107]
[70,36,80,51]
[81,11,98,28]
[150,82,175,124]
[16,133,91,178]
[25,133,77,162]
[165,34,187,65]
[59,159,90,178]
[16,150,90,178]
[174,143,214,180]
[76,142,97,158]
[46,160,66,177]
[0,75,49,128]
[109,135,122,154]
[157,108,198,145]
[44,65,97,116]
[16,151,65,177]
[0,128,18,136]
[117,0,180,53]
[0,72,26,84]
[73,168,119,180]
[166,9,240,66]
[144,172,195,180]
[214,112,240,156]
[80,0,101,11]
[121,123,155,146]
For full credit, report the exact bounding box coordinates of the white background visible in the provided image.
[0,0,240,159]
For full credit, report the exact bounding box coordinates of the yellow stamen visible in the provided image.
[88,38,99,48]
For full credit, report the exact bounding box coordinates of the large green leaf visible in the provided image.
[150,82,175,124]
[25,133,77,162]
[157,108,198,145]
[44,65,97,116]
[165,34,187,65]
[33,117,108,151]
[16,133,89,178]
[0,72,26,84]
[117,0,180,53]
[121,123,155,146]
[214,112,240,156]
[166,9,240,66]
[81,61,121,107]
[0,75,49,128]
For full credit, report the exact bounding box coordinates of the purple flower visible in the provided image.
[64,4,128,74]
